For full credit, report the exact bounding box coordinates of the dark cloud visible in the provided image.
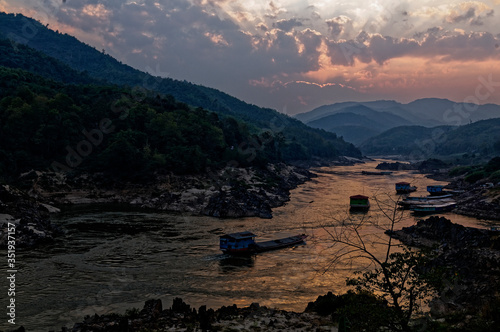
[325,31,500,67]
[448,7,476,23]
[10,0,498,113]
[325,16,351,37]
[273,18,303,31]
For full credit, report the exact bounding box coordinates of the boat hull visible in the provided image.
[410,202,456,215]
[222,234,307,255]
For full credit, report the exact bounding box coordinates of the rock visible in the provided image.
[171,298,191,314]
[388,216,500,320]
[39,203,61,213]
[141,299,162,319]
[0,185,61,249]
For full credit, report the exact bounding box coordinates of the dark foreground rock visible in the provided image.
[60,298,336,332]
[0,185,61,249]
[387,216,500,322]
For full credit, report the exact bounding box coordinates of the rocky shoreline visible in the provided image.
[375,160,500,222]
[47,298,337,332]
[20,163,314,219]
[446,179,500,222]
[387,216,500,325]
[0,184,62,249]
[1,163,318,248]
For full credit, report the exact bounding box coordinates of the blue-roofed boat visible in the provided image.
[395,182,417,194]
[219,232,307,255]
[427,185,447,196]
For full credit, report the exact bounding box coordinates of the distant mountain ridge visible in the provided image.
[0,11,361,160]
[306,105,412,145]
[297,98,500,128]
[296,98,500,146]
[359,119,500,159]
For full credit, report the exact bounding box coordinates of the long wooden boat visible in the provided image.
[403,194,453,201]
[410,202,456,215]
[399,197,455,209]
[219,232,307,255]
[362,171,393,175]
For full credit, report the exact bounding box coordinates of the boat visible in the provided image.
[410,202,456,215]
[395,182,417,194]
[219,232,307,255]
[398,195,454,209]
[427,185,449,196]
[350,195,370,211]
[403,194,453,201]
[362,171,393,175]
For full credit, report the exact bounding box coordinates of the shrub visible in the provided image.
[465,170,486,183]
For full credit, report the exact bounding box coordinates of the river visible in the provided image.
[2,160,491,331]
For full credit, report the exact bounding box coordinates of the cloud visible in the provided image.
[3,0,500,113]
[324,30,499,67]
[325,15,352,37]
[273,18,303,31]
[444,1,495,26]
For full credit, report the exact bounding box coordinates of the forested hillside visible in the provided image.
[0,66,272,180]
[0,12,361,163]
[359,120,500,159]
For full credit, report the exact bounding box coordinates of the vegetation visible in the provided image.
[0,66,284,180]
[359,125,454,157]
[448,156,500,183]
[0,12,361,163]
[321,196,439,331]
[360,119,500,160]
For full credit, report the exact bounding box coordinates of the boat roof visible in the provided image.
[350,195,369,200]
[220,231,256,240]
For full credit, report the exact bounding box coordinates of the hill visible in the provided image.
[359,119,500,159]
[306,105,411,145]
[0,12,361,161]
[296,98,500,145]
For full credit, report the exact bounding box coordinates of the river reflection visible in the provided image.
[3,160,492,331]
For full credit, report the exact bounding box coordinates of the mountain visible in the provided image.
[296,98,500,145]
[0,12,361,163]
[301,104,412,145]
[359,119,500,158]
[294,100,402,123]
[359,126,455,156]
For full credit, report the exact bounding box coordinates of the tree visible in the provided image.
[322,195,437,331]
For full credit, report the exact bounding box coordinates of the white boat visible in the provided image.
[410,202,456,215]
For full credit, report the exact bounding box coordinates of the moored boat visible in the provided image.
[395,182,417,194]
[410,202,456,215]
[398,195,455,209]
[350,194,370,211]
[427,185,449,196]
[362,171,393,175]
[219,232,307,255]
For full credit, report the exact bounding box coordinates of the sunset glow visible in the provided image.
[1,0,500,114]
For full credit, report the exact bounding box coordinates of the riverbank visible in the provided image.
[18,163,316,219]
[387,216,500,330]
[375,159,500,222]
[446,179,500,222]
[1,162,321,248]
[0,184,62,249]
[52,298,338,332]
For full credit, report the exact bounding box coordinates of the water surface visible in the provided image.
[2,160,490,331]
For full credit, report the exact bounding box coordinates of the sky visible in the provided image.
[1,0,500,115]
